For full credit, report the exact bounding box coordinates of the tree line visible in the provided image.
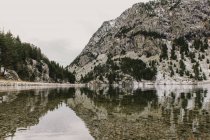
[0,31,75,83]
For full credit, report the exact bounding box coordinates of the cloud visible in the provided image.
[0,0,150,66]
[35,39,75,66]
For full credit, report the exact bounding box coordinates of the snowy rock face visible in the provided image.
[26,59,50,82]
[68,0,210,84]
[0,59,53,82]
[0,59,50,82]
[4,70,20,81]
[0,68,20,81]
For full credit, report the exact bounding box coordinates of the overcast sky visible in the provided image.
[0,0,149,66]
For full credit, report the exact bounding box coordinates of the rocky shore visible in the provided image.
[0,80,85,92]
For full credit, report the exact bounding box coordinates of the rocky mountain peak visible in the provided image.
[68,0,210,84]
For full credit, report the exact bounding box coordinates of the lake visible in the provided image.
[0,85,210,140]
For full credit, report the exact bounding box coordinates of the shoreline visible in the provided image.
[1,80,209,86]
[133,80,210,86]
[0,80,85,87]
[0,79,210,89]
[0,80,86,92]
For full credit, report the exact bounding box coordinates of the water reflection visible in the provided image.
[0,86,210,140]
[0,88,93,140]
[68,86,210,140]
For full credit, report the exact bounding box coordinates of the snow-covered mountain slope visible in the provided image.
[68,0,210,84]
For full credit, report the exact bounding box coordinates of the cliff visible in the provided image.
[68,0,210,84]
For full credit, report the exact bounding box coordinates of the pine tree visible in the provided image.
[179,60,186,76]
[160,44,168,60]
[0,31,75,83]
[171,44,177,60]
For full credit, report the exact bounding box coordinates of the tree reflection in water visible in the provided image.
[0,88,75,139]
[0,86,210,140]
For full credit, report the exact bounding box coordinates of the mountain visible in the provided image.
[0,31,75,83]
[68,0,210,84]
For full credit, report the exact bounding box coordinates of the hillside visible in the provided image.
[68,0,210,84]
[0,31,75,83]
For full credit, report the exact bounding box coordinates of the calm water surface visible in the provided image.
[0,86,210,140]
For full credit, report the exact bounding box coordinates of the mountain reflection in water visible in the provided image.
[0,85,210,140]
